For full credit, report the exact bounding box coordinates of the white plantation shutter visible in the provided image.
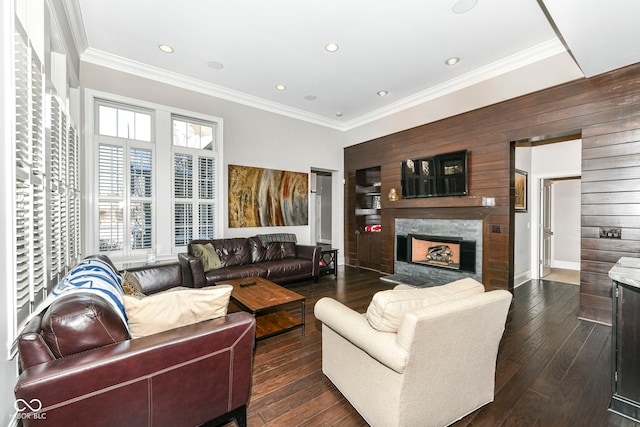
[172,150,217,247]
[14,20,49,327]
[48,94,67,284]
[67,125,81,263]
[98,144,125,252]
[130,147,153,250]
[199,203,215,239]
[174,153,194,246]
[14,22,31,325]
[198,157,215,239]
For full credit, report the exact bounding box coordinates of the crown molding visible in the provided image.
[340,38,569,131]
[61,0,88,53]
[81,48,346,130]
[82,38,568,132]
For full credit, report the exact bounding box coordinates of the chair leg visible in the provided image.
[199,405,247,427]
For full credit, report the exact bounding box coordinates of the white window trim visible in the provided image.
[83,89,224,266]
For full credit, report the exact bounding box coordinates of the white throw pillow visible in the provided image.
[366,278,485,332]
[123,285,233,338]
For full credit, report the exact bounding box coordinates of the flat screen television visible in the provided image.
[401,149,468,198]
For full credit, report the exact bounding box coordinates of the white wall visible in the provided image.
[553,179,581,269]
[79,62,346,256]
[514,147,532,286]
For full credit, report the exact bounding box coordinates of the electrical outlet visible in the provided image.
[490,224,501,234]
[600,228,621,239]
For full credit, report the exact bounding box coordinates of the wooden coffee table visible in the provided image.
[221,276,305,341]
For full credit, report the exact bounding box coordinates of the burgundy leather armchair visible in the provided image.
[14,256,256,427]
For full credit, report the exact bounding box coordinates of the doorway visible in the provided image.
[311,170,333,246]
[537,176,581,284]
[513,134,582,287]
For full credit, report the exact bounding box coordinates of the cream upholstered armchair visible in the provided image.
[314,278,512,427]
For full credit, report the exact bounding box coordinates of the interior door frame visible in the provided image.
[540,178,553,278]
[529,169,580,279]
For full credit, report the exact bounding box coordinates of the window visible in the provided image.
[88,95,222,262]
[172,117,217,248]
[96,102,154,257]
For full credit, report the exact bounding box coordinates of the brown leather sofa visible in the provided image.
[14,255,256,427]
[179,236,321,288]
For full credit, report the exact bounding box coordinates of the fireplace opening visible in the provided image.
[397,234,476,273]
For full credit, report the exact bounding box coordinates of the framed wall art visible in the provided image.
[515,169,528,212]
[228,165,308,227]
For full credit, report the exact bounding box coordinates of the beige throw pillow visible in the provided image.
[366,277,485,332]
[123,285,232,338]
[192,243,222,272]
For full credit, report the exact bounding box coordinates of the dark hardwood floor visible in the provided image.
[220,266,639,427]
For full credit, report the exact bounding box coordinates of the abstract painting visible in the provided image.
[228,165,309,227]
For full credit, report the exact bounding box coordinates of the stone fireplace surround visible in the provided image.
[389,218,483,286]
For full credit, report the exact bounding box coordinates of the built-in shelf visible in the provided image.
[354,166,383,269]
[356,185,381,195]
[355,208,381,216]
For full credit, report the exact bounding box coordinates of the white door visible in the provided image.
[539,179,553,277]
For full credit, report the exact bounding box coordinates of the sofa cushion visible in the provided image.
[204,264,267,286]
[192,243,222,272]
[212,238,253,267]
[256,233,297,244]
[123,285,233,338]
[41,293,130,358]
[260,259,313,280]
[366,277,485,332]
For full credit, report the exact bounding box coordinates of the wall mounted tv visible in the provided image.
[401,149,468,198]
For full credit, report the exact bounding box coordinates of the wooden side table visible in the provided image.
[319,248,338,278]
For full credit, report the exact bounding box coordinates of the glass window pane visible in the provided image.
[187,123,200,149]
[135,112,151,141]
[200,125,214,150]
[173,119,187,147]
[118,109,135,139]
[98,105,117,137]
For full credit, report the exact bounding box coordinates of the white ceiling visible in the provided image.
[70,0,640,129]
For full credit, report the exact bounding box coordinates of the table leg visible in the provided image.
[301,299,305,336]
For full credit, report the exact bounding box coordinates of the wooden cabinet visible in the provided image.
[609,258,640,422]
[354,166,382,270]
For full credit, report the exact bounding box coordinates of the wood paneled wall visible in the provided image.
[344,63,640,324]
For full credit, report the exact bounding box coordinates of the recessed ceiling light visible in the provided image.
[206,61,224,70]
[377,90,389,97]
[158,44,174,53]
[304,95,317,101]
[336,112,343,117]
[325,43,339,52]
[276,84,287,91]
[445,57,460,66]
[452,0,478,14]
